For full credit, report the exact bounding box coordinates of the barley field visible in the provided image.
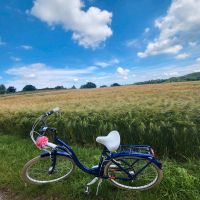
[0,81,200,158]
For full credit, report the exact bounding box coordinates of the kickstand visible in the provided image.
[84,177,103,195]
[85,177,98,195]
[96,178,103,196]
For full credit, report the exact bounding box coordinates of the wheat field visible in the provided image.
[0,81,200,159]
[0,81,200,113]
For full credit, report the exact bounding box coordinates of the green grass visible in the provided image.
[0,134,200,200]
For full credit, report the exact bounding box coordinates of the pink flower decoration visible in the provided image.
[36,136,49,148]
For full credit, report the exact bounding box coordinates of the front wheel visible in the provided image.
[104,156,163,190]
[21,155,75,184]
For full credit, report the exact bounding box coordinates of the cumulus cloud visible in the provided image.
[138,0,200,57]
[95,58,119,68]
[116,67,130,79]
[175,53,190,60]
[6,63,97,89]
[29,0,112,48]
[21,45,33,50]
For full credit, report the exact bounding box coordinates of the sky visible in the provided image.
[0,0,200,90]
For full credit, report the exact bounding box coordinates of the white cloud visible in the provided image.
[95,58,119,68]
[6,63,97,90]
[125,39,139,48]
[138,40,183,58]
[95,62,109,68]
[0,37,6,46]
[73,78,79,82]
[189,42,197,47]
[116,67,130,79]
[29,0,112,48]
[150,61,200,79]
[175,53,190,60]
[21,45,33,50]
[138,0,200,57]
[163,71,179,77]
[196,57,200,62]
[10,56,21,62]
[144,27,150,33]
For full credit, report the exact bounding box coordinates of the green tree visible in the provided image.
[7,86,16,93]
[71,85,76,89]
[55,86,64,90]
[111,83,121,87]
[80,82,96,89]
[100,85,107,88]
[0,84,6,94]
[22,85,37,92]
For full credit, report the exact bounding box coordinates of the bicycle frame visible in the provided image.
[30,109,162,181]
[40,136,162,180]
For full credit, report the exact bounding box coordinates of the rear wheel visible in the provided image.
[21,155,75,184]
[104,156,163,190]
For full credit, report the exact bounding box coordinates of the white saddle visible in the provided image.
[96,131,120,152]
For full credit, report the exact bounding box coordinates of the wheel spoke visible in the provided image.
[105,156,162,190]
[22,156,75,184]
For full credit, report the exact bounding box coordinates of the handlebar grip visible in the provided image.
[44,107,60,117]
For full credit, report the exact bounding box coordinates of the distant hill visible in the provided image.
[134,72,200,85]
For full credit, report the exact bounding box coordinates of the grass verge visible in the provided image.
[0,134,200,200]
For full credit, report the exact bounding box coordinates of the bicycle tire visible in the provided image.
[21,155,75,184]
[104,156,163,190]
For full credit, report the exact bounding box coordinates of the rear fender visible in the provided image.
[111,152,162,169]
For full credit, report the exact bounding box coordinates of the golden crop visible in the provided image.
[0,81,199,113]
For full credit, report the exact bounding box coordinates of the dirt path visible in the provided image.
[0,192,6,200]
[0,189,9,200]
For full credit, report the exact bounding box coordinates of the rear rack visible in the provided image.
[117,145,155,156]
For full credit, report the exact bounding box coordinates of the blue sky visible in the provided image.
[0,0,200,90]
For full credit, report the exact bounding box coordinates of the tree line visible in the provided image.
[0,82,121,94]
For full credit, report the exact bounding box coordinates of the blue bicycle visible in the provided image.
[22,108,163,194]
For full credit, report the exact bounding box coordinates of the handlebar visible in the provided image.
[43,107,60,117]
[30,107,60,147]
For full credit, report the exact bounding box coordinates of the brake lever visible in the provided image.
[39,126,49,135]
